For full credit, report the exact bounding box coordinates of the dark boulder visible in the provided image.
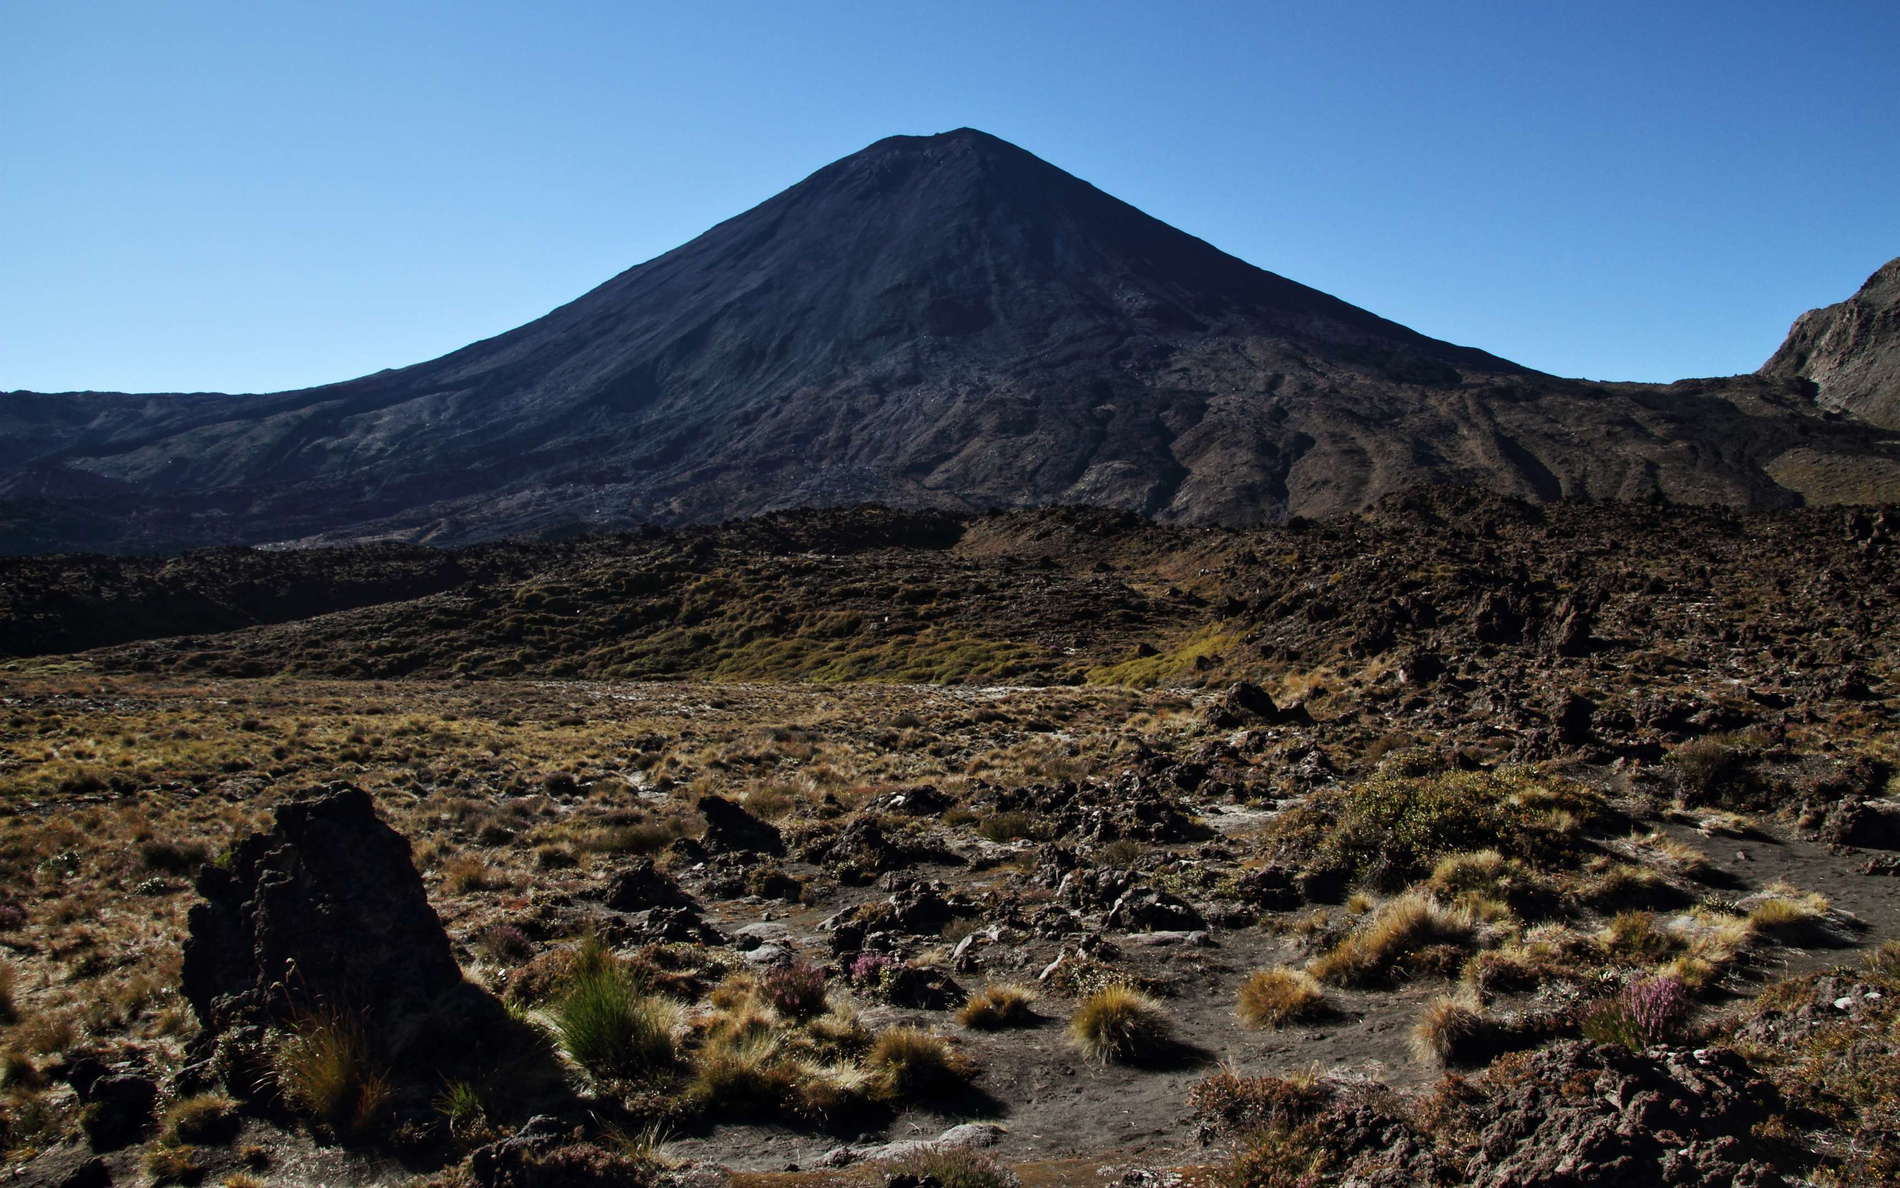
[697,794,784,855]
[181,783,462,1035]
[1104,888,1205,933]
[70,1068,156,1152]
[1205,681,1310,728]
[601,860,693,912]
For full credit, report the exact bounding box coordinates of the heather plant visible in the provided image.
[1583,975,1688,1049]
[760,960,828,1021]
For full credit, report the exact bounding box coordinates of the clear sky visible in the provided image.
[4,0,1897,394]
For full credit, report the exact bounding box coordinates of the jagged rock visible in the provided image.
[822,1121,1005,1168]
[468,1116,665,1188]
[697,795,783,855]
[1464,1041,1790,1188]
[1104,888,1205,933]
[867,785,953,816]
[181,783,462,1035]
[1817,798,1900,849]
[602,860,694,911]
[68,1067,155,1152]
[877,963,963,1010]
[13,1149,111,1188]
[606,906,724,947]
[1551,691,1595,746]
[1232,865,1301,912]
[1397,649,1446,685]
[1205,681,1308,728]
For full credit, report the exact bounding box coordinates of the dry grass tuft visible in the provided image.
[161,1092,242,1146]
[866,1026,974,1100]
[272,1011,390,1137]
[1747,886,1831,941]
[1070,985,1173,1064]
[1410,994,1494,1066]
[1235,967,1325,1029]
[957,984,1038,1030]
[1308,894,1483,987]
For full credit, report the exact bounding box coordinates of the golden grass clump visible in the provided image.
[957,984,1038,1030]
[1630,831,1716,881]
[867,1026,974,1100]
[1747,886,1831,940]
[1409,994,1493,1066]
[144,1143,207,1186]
[1069,985,1174,1064]
[160,1092,242,1146]
[687,1032,796,1115]
[272,1011,391,1136]
[1235,967,1325,1029]
[1308,893,1483,987]
[1598,911,1684,964]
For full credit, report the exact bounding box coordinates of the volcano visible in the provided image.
[3,128,1897,553]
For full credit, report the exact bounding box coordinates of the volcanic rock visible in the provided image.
[1763,257,1900,429]
[180,783,463,1034]
[7,133,1898,554]
[697,795,784,856]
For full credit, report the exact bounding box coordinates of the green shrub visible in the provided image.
[553,967,678,1080]
[1279,768,1596,890]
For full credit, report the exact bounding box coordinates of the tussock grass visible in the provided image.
[1747,885,1831,941]
[0,960,16,1024]
[1598,911,1684,964]
[788,1058,877,1124]
[1070,985,1173,1064]
[1410,994,1495,1066]
[881,1145,1020,1188]
[688,1032,795,1115]
[553,966,679,1080]
[1308,894,1483,987]
[1630,831,1716,881]
[867,1026,973,1100]
[1235,968,1325,1029]
[272,1010,391,1136]
[957,984,1038,1030]
[161,1092,241,1146]
[144,1143,206,1186]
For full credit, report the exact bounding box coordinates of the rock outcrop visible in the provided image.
[1763,257,1900,430]
[181,783,463,1033]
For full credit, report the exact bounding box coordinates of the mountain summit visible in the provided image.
[3,129,1897,552]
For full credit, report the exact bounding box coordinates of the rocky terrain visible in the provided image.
[1764,257,1900,431]
[0,491,1898,1185]
[4,129,1899,553]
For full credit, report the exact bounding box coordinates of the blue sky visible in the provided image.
[4,0,1896,393]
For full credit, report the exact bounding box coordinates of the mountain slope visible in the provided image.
[1762,257,1900,430]
[4,129,1898,553]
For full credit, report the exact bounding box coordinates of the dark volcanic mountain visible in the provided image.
[1763,257,1900,431]
[5,128,1899,552]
